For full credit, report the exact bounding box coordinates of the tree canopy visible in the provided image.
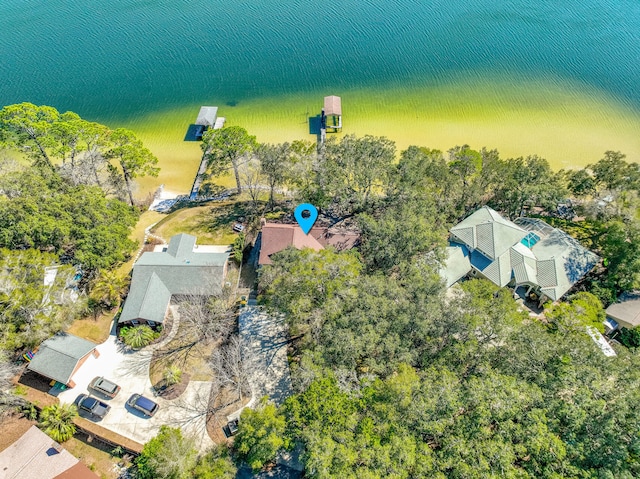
[0,166,138,271]
[0,248,85,350]
[201,125,257,193]
[0,102,159,204]
[137,426,198,479]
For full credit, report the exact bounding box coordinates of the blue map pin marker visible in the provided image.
[294,203,318,234]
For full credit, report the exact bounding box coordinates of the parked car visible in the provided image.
[127,394,159,417]
[227,419,239,435]
[78,394,110,419]
[232,223,245,233]
[89,376,121,398]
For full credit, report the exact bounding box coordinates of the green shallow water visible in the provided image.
[1,0,640,194]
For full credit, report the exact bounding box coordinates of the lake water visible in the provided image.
[2,0,640,194]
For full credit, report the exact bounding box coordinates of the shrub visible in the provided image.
[163,365,182,386]
[232,233,245,264]
[121,325,157,348]
[21,402,38,420]
[136,426,197,479]
[193,445,237,479]
[39,403,78,442]
[619,327,640,349]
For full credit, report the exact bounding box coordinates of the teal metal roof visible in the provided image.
[444,210,599,299]
[27,333,96,384]
[119,272,172,324]
[119,234,229,324]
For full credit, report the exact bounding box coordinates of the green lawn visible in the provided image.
[151,200,260,245]
[66,309,117,344]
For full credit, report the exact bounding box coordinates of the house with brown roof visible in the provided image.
[257,223,359,266]
[0,426,99,479]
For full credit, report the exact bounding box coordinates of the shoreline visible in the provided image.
[114,76,640,198]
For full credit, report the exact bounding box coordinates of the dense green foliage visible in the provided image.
[89,269,129,311]
[0,248,85,350]
[257,148,640,475]
[137,426,197,479]
[192,445,237,479]
[263,262,640,477]
[545,292,606,333]
[39,403,78,442]
[0,165,138,272]
[234,398,289,471]
[619,327,640,349]
[120,325,158,348]
[138,433,236,479]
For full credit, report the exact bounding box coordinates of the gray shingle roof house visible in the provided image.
[605,291,640,331]
[0,425,99,479]
[118,234,229,326]
[443,207,599,301]
[27,333,99,388]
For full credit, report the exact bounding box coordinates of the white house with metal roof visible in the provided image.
[443,206,599,302]
[119,234,229,327]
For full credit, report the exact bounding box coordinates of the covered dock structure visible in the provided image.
[194,106,226,139]
[320,95,342,146]
[323,95,342,130]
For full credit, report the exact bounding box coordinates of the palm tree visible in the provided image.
[39,403,78,442]
[121,325,156,348]
[90,270,129,310]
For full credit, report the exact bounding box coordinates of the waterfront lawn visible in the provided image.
[151,201,259,245]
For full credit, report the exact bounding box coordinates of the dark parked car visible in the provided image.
[227,419,239,435]
[89,376,121,398]
[127,394,159,417]
[78,394,110,419]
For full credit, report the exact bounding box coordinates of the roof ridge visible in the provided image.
[139,272,165,311]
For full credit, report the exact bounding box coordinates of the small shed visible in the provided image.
[27,333,99,388]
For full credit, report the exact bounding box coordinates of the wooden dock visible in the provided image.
[190,106,226,198]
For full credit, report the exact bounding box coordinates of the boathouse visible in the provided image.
[194,106,226,139]
[323,95,342,131]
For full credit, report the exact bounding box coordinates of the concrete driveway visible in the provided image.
[57,308,214,451]
[238,303,293,408]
